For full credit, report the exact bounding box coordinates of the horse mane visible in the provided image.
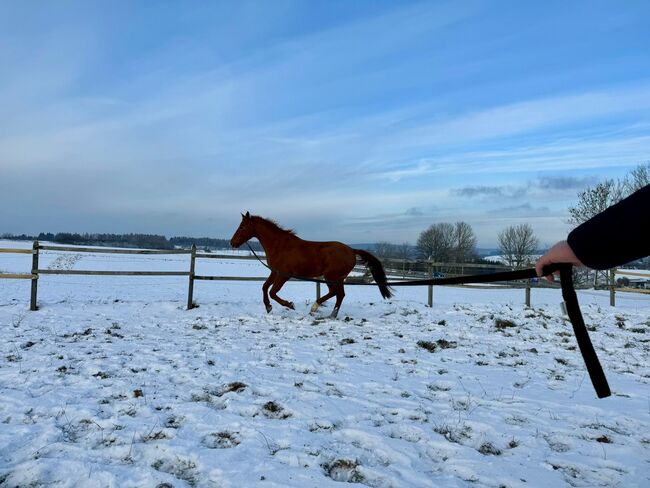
[251,215,297,236]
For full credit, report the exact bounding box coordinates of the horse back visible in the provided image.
[272,238,356,278]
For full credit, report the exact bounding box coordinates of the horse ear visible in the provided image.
[245,211,250,219]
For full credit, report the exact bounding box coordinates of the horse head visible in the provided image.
[230,211,255,248]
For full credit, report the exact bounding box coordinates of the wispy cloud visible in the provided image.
[375,161,436,182]
[453,175,598,202]
[390,84,650,149]
[454,185,512,198]
[536,175,597,190]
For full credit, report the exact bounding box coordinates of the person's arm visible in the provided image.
[567,184,649,270]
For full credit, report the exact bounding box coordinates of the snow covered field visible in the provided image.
[1,241,649,487]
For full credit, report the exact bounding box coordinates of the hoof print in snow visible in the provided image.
[416,338,457,352]
[494,318,517,330]
[323,459,364,483]
[436,339,457,349]
[217,381,247,396]
[262,401,291,419]
[141,430,170,442]
[164,415,183,429]
[416,340,437,352]
[203,431,241,449]
[151,457,197,486]
[340,337,356,345]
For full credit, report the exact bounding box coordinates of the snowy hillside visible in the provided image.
[1,241,649,487]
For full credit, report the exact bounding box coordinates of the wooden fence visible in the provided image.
[1,241,583,310]
[2,242,270,310]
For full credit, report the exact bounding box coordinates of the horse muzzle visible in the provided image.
[230,235,244,248]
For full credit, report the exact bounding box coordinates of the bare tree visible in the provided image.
[417,223,455,261]
[568,179,625,226]
[374,242,395,259]
[397,242,411,261]
[374,242,413,260]
[569,164,648,227]
[452,221,478,263]
[624,162,650,194]
[498,224,539,268]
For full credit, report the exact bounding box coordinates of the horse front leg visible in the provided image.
[262,272,276,313]
[270,276,294,310]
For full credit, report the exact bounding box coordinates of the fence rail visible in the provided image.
[0,273,37,280]
[0,248,36,254]
[38,270,189,276]
[1,241,614,310]
[614,270,650,278]
[38,245,190,255]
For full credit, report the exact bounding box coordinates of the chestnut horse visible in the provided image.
[230,212,392,318]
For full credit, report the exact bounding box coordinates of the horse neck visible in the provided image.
[252,219,294,258]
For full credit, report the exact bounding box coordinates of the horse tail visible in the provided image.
[353,249,393,299]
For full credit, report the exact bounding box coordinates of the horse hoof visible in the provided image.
[287,302,295,310]
[330,307,339,319]
[310,302,320,314]
[265,304,272,313]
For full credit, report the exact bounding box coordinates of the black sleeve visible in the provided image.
[567,184,650,270]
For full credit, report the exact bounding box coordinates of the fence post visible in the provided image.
[609,268,616,307]
[30,240,39,311]
[187,244,196,310]
[316,282,321,301]
[427,263,433,307]
[525,280,531,307]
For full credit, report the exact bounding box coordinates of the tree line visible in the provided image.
[0,232,264,251]
[1,232,176,249]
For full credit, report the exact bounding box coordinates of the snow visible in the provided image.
[1,240,649,487]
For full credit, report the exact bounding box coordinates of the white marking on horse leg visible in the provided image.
[330,307,339,319]
[310,302,320,314]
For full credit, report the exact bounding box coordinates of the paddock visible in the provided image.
[1,243,649,486]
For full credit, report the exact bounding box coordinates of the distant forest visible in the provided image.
[0,232,263,251]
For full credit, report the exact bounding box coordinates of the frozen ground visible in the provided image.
[1,241,649,487]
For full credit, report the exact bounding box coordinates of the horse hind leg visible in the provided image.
[330,284,345,319]
[311,283,337,314]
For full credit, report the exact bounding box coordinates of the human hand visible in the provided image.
[535,240,584,283]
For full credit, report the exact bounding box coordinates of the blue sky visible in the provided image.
[1,0,649,248]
